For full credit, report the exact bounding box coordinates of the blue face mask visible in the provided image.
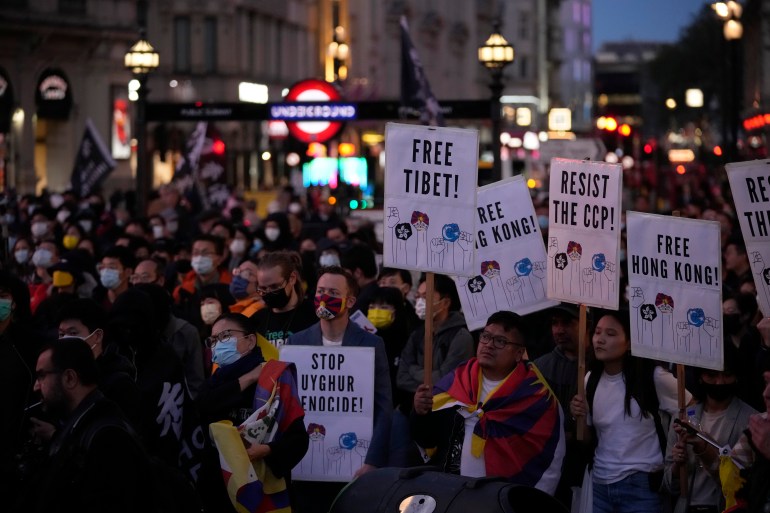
[229,275,251,300]
[537,215,549,230]
[100,268,122,290]
[211,337,242,367]
[0,298,12,322]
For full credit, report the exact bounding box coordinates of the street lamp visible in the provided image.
[712,1,743,160]
[478,21,514,183]
[124,32,159,216]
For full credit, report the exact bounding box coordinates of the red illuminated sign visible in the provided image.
[284,79,344,143]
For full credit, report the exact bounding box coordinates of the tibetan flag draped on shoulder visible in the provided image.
[70,119,116,197]
[209,360,304,513]
[400,16,444,126]
[432,358,565,493]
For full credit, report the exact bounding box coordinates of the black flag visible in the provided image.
[70,119,115,197]
[400,16,444,126]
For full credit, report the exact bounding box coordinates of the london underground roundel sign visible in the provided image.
[284,79,343,143]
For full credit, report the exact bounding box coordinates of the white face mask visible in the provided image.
[229,239,247,255]
[152,225,165,239]
[191,255,215,276]
[14,249,30,264]
[56,210,71,224]
[79,220,93,233]
[319,253,340,267]
[264,227,280,242]
[31,222,49,238]
[415,297,426,320]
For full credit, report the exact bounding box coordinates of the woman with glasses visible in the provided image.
[251,251,317,360]
[197,313,308,513]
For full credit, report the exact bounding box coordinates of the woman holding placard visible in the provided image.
[570,309,668,513]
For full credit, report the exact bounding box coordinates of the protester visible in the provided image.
[92,245,134,309]
[340,243,379,313]
[663,359,756,513]
[397,274,474,407]
[173,234,232,325]
[534,303,592,506]
[56,298,141,427]
[198,313,308,512]
[228,258,265,318]
[0,270,35,505]
[14,337,153,513]
[411,311,565,493]
[252,251,316,357]
[570,309,671,513]
[286,265,392,513]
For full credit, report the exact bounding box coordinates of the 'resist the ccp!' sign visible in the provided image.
[276,79,355,143]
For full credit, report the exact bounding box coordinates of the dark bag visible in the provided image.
[81,417,203,513]
[329,466,569,513]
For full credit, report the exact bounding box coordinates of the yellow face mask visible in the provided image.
[367,308,395,329]
[62,235,80,250]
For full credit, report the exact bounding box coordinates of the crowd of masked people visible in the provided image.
[0,183,769,513]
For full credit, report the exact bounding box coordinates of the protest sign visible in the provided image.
[547,158,622,309]
[726,159,770,316]
[626,212,723,370]
[454,176,558,330]
[279,346,374,482]
[384,123,479,275]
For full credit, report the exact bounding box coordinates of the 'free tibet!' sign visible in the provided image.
[383,122,479,276]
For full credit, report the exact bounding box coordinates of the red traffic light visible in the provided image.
[212,140,226,155]
[644,143,653,154]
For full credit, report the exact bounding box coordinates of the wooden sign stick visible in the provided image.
[577,303,587,441]
[423,272,435,387]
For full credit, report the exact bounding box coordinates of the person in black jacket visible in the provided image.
[14,337,152,513]
[0,270,36,505]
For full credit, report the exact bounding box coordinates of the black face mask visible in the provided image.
[702,382,737,402]
[723,313,742,335]
[263,287,291,309]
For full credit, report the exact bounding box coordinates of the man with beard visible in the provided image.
[15,337,150,513]
[286,266,392,513]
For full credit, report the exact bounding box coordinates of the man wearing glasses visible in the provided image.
[411,311,565,494]
[18,337,152,512]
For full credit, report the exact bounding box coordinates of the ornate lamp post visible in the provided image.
[124,33,159,216]
[713,1,743,161]
[478,22,514,183]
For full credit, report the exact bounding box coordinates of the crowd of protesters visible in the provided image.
[0,181,769,513]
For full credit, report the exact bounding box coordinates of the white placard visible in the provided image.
[726,159,770,315]
[547,158,622,309]
[279,345,374,482]
[383,123,479,275]
[454,176,558,330]
[626,212,723,370]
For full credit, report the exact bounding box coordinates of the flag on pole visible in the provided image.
[400,16,444,126]
[70,119,116,197]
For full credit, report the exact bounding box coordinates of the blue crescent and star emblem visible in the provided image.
[687,308,705,327]
[339,432,358,450]
[442,223,460,242]
[514,258,533,277]
[592,253,607,272]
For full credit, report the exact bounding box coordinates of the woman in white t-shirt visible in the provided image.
[570,309,665,513]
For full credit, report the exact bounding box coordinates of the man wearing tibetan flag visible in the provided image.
[411,311,565,494]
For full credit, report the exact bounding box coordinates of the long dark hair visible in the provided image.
[587,309,659,418]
